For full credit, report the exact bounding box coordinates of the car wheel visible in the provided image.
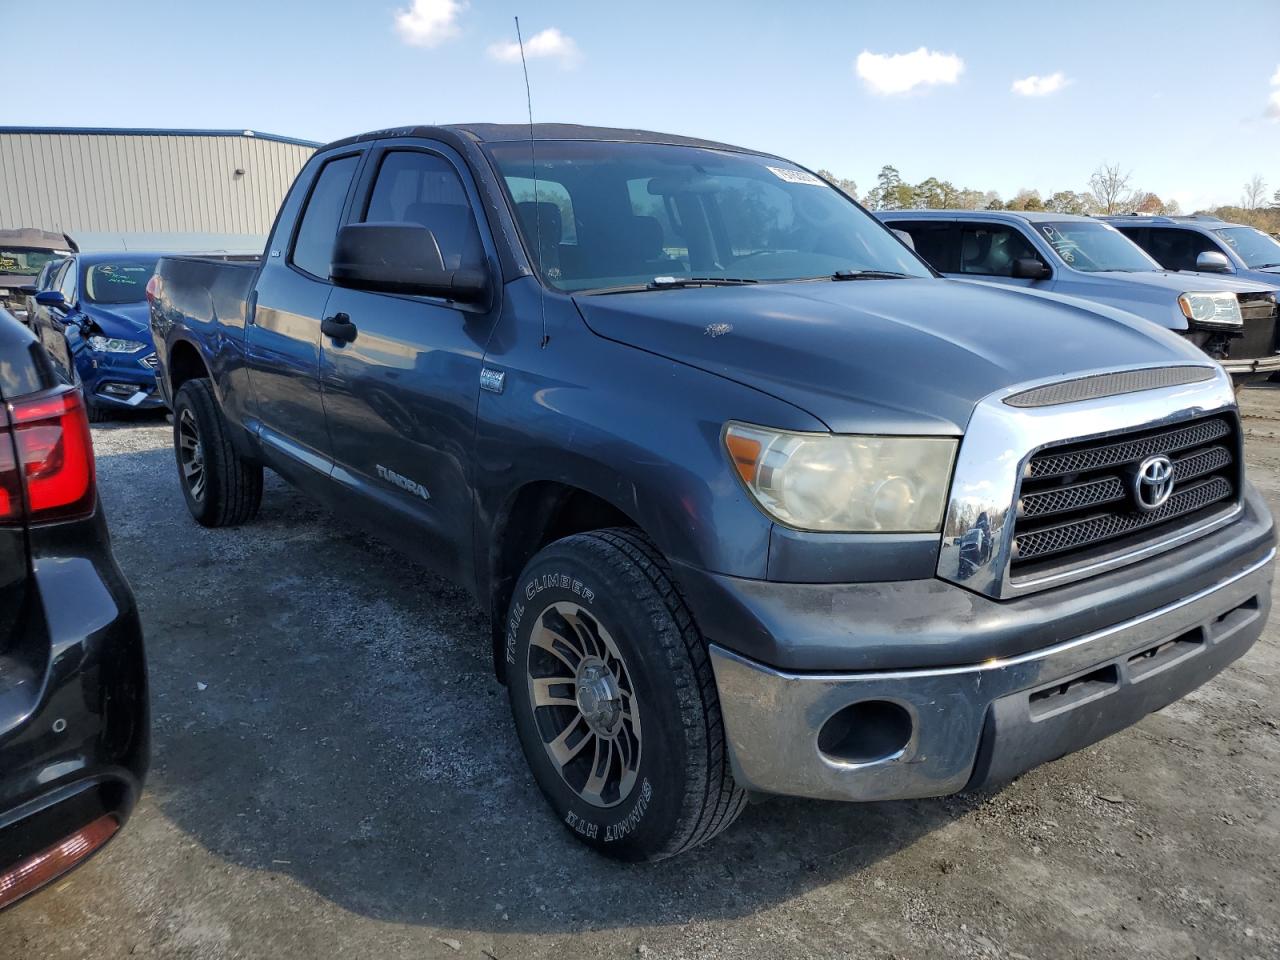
[506,527,747,861]
[85,399,111,423]
[172,379,263,526]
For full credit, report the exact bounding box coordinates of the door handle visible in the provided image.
[321,312,358,343]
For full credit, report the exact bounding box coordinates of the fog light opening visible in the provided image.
[817,700,913,765]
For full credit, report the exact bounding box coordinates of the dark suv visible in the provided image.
[1105,214,1280,286]
[0,306,148,910]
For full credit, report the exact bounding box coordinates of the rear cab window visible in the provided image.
[887,221,956,273]
[290,154,362,279]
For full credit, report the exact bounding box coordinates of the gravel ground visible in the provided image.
[2,389,1280,960]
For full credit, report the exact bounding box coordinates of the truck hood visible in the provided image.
[573,278,1206,434]
[82,301,153,343]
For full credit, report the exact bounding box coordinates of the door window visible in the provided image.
[959,224,1041,277]
[887,221,954,273]
[1143,228,1222,272]
[55,260,77,302]
[363,151,484,273]
[290,154,361,279]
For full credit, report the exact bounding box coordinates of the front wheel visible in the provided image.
[172,379,263,527]
[506,528,746,861]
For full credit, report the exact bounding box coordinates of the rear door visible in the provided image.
[245,149,365,479]
[318,141,500,577]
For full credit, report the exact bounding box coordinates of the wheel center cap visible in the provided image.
[576,661,622,735]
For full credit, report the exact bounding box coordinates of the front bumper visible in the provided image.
[1222,353,1280,376]
[710,548,1272,802]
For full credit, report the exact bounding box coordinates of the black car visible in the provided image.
[0,306,147,910]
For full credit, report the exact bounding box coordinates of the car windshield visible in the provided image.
[1215,226,1280,269]
[486,140,932,292]
[0,247,67,277]
[1034,221,1161,273]
[83,258,158,304]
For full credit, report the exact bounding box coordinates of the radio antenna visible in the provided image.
[515,16,549,348]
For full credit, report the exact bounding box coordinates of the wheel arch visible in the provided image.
[486,480,647,682]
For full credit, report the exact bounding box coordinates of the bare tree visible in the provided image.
[1089,162,1134,215]
[1242,174,1268,211]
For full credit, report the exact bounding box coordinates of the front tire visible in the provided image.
[506,528,746,861]
[172,379,263,527]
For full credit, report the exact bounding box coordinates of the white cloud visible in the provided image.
[1012,72,1069,97]
[1272,65,1280,86]
[488,27,581,67]
[855,47,964,95]
[394,0,465,48]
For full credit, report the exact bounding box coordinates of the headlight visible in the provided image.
[724,422,958,532]
[1178,292,1242,329]
[86,336,146,353]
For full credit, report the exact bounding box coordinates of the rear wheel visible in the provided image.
[172,379,262,526]
[506,528,746,861]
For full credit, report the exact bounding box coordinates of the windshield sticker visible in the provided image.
[1040,225,1078,264]
[766,166,825,186]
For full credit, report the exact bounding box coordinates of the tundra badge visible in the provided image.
[375,464,431,501]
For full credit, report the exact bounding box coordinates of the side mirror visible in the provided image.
[1195,250,1232,273]
[891,229,916,251]
[331,222,488,303]
[1011,257,1051,281]
[34,290,68,309]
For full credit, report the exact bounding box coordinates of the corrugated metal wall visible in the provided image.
[0,131,315,236]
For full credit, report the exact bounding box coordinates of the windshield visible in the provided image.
[1035,221,1161,273]
[0,247,67,277]
[83,258,158,304]
[1215,227,1280,269]
[486,140,932,292]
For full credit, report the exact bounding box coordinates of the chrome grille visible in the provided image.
[1010,415,1239,575]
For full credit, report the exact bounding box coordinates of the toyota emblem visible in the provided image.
[1133,454,1175,511]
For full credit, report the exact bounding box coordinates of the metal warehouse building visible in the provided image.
[0,127,317,240]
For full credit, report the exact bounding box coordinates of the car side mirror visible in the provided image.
[331,222,489,304]
[34,290,68,310]
[1195,250,1232,274]
[1011,258,1051,281]
[891,229,915,251]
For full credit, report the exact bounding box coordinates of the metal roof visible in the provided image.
[0,126,319,148]
[322,122,768,156]
[880,209,1095,223]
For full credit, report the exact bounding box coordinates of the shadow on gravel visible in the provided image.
[95,439,976,935]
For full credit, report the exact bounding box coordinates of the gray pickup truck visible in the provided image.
[149,124,1275,861]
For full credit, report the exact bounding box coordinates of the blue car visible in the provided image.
[31,252,165,420]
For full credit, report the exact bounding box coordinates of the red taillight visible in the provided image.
[0,387,96,525]
[145,273,163,303]
[0,814,118,910]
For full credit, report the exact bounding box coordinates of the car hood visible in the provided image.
[1089,270,1276,295]
[81,301,153,343]
[573,279,1205,434]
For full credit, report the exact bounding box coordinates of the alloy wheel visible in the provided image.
[526,601,643,808]
[178,407,206,502]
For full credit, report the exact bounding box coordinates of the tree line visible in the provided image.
[815,164,1280,233]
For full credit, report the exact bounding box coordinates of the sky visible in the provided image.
[4,0,1279,211]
